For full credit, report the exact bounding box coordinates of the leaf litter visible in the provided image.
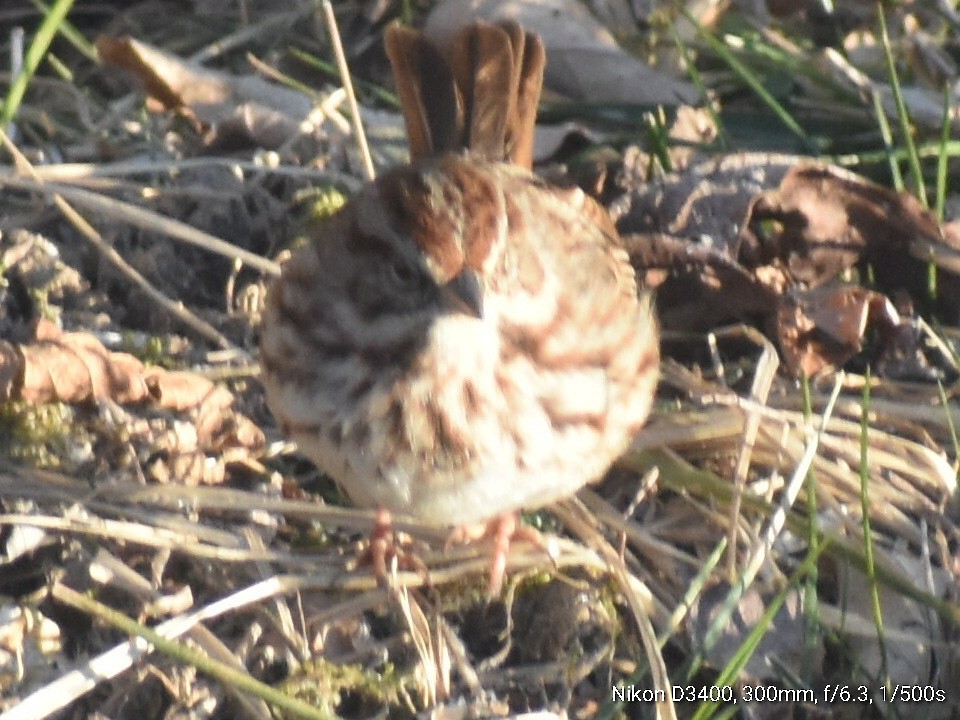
[0,1,958,719]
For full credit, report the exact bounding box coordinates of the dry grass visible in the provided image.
[0,2,958,719]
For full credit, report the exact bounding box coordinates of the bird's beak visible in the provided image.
[441,268,484,319]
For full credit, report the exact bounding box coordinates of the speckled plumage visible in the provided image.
[259,21,658,528]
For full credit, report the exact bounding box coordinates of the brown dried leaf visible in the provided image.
[0,327,267,446]
[689,582,818,682]
[143,368,216,412]
[144,405,244,486]
[620,153,960,344]
[0,341,25,401]
[618,153,952,287]
[614,152,805,247]
[621,232,781,331]
[96,35,312,149]
[745,164,931,284]
[195,385,265,454]
[9,323,150,405]
[776,285,899,376]
[148,449,225,487]
[777,285,928,381]
[748,163,960,324]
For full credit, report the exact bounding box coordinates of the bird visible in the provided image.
[258,20,659,593]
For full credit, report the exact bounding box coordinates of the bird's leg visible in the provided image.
[359,508,428,585]
[369,507,394,581]
[448,512,552,596]
[488,512,519,596]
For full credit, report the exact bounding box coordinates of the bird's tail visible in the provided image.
[384,20,545,170]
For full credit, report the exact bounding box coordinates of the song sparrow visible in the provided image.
[259,21,658,588]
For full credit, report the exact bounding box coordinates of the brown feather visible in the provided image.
[505,25,545,169]
[385,24,460,159]
[448,22,513,160]
[386,21,544,166]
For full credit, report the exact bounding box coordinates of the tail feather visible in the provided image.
[507,23,546,169]
[384,25,459,160]
[447,22,513,161]
[384,21,545,169]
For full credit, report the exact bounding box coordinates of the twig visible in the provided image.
[321,0,375,180]
[0,128,239,349]
[0,174,280,277]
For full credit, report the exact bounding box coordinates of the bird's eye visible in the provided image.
[385,259,417,288]
[352,254,429,319]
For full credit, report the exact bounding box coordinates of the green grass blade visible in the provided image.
[51,583,339,720]
[669,18,730,149]
[689,546,826,720]
[935,83,951,221]
[29,0,96,62]
[801,374,821,684]
[937,379,960,483]
[929,86,947,314]
[598,538,727,720]
[834,138,960,167]
[877,4,926,206]
[859,367,889,683]
[289,46,399,107]
[686,10,811,150]
[1,0,77,129]
[870,86,905,191]
[644,107,673,173]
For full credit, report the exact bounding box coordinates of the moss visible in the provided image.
[28,286,58,324]
[284,186,349,253]
[116,331,179,368]
[283,521,333,552]
[0,401,79,468]
[280,658,414,719]
[297,186,348,224]
[124,332,167,366]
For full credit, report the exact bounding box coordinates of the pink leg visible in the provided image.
[361,507,428,586]
[448,512,548,596]
[369,507,393,583]
[488,513,518,596]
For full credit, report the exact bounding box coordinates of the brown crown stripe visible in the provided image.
[378,166,463,279]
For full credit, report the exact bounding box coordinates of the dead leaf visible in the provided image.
[143,369,216,412]
[621,231,782,331]
[0,325,268,450]
[96,35,312,149]
[689,581,820,682]
[746,164,923,282]
[776,284,898,376]
[5,322,150,405]
[615,152,805,253]
[619,152,960,372]
[194,384,264,454]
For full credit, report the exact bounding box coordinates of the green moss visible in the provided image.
[28,286,58,324]
[118,331,171,367]
[279,658,414,718]
[295,186,348,225]
[0,401,79,468]
[284,522,333,552]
